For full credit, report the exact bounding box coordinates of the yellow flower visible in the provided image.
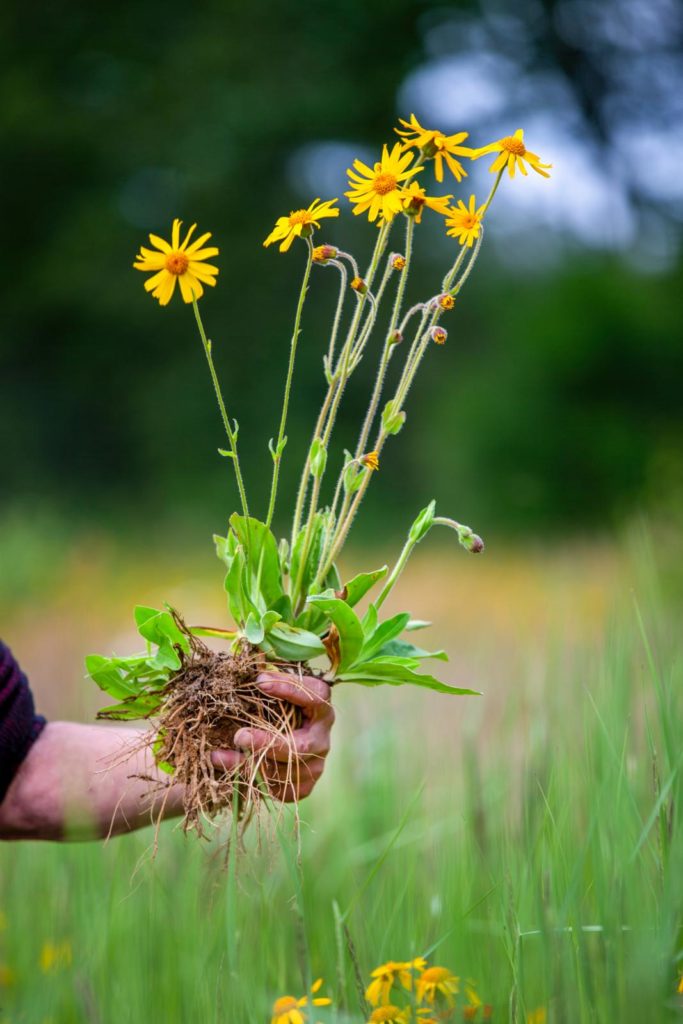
[365,959,426,1006]
[264,198,339,253]
[133,219,219,306]
[445,195,486,248]
[473,128,552,179]
[270,978,331,1024]
[361,451,380,472]
[367,1006,411,1023]
[312,244,338,263]
[351,276,368,294]
[346,143,419,223]
[439,294,455,311]
[430,326,448,345]
[39,941,72,974]
[415,966,459,1006]
[526,1010,547,1024]
[677,972,683,995]
[395,114,473,183]
[391,253,407,271]
[400,181,453,224]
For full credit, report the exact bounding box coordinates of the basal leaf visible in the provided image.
[97,693,163,721]
[245,611,265,645]
[263,623,326,662]
[290,512,329,604]
[230,515,285,612]
[306,596,364,673]
[343,566,388,608]
[337,659,480,696]
[360,611,411,662]
[134,606,189,653]
[376,638,448,662]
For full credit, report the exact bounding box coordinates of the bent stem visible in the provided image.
[191,298,249,520]
[265,239,314,529]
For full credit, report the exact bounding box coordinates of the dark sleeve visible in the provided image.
[0,641,47,803]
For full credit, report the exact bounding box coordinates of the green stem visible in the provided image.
[192,298,249,519]
[354,215,414,460]
[480,167,505,216]
[374,533,416,611]
[265,239,313,529]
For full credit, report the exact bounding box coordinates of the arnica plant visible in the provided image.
[85,115,551,836]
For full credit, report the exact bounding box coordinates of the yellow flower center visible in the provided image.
[272,996,298,1014]
[165,251,189,275]
[373,173,398,195]
[501,135,526,156]
[288,209,312,225]
[370,1007,401,1022]
[461,214,478,229]
[421,967,451,983]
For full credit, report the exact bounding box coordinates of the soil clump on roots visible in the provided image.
[151,628,302,837]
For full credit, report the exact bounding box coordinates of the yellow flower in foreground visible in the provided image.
[39,941,72,974]
[264,198,339,253]
[395,113,473,183]
[445,195,486,248]
[361,451,380,472]
[367,1006,411,1024]
[133,219,219,305]
[415,965,459,1006]
[346,143,419,223]
[526,1009,547,1024]
[270,978,331,1024]
[400,181,453,224]
[366,959,426,1006]
[473,128,552,179]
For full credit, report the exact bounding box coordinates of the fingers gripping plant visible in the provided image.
[87,117,551,833]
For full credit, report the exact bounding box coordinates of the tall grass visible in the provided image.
[0,528,681,1022]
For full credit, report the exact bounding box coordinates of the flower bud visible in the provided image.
[351,276,367,294]
[457,524,484,553]
[382,400,406,435]
[388,330,403,345]
[390,253,407,271]
[431,326,448,345]
[439,293,455,311]
[312,244,338,264]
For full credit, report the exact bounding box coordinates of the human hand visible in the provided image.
[210,671,334,803]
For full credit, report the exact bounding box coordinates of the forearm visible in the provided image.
[0,721,184,841]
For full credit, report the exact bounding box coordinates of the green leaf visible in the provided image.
[230,515,285,612]
[85,654,137,700]
[343,566,388,607]
[360,611,411,662]
[376,638,448,662]
[309,437,328,478]
[218,448,235,458]
[224,546,249,625]
[306,596,364,673]
[134,606,189,653]
[214,531,238,569]
[244,611,265,645]
[263,622,326,662]
[97,693,163,721]
[337,659,480,695]
[406,619,431,631]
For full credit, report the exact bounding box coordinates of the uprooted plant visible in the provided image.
[86,115,551,835]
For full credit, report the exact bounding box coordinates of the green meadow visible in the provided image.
[0,524,681,1023]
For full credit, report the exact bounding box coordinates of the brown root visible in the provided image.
[152,628,303,838]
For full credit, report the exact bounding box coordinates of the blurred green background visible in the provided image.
[2,0,682,546]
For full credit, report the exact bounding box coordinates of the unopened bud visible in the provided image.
[389,330,403,345]
[431,326,448,345]
[439,293,455,311]
[312,244,338,264]
[421,139,439,159]
[351,276,367,294]
[457,524,484,553]
[390,253,407,271]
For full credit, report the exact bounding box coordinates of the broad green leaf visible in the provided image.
[362,603,378,634]
[134,606,189,653]
[307,596,364,673]
[85,654,137,700]
[408,500,436,544]
[337,659,480,696]
[376,638,448,662]
[230,515,284,612]
[244,611,265,645]
[343,566,388,607]
[97,693,163,721]
[214,530,238,569]
[263,623,326,662]
[360,611,411,662]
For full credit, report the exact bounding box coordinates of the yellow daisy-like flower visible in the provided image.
[367,1006,411,1024]
[133,219,219,306]
[270,978,331,1024]
[415,966,460,1007]
[526,1010,547,1024]
[346,143,419,223]
[400,181,453,224]
[444,195,486,248]
[264,198,340,253]
[365,959,427,1006]
[473,128,552,179]
[395,113,473,183]
[361,451,380,472]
